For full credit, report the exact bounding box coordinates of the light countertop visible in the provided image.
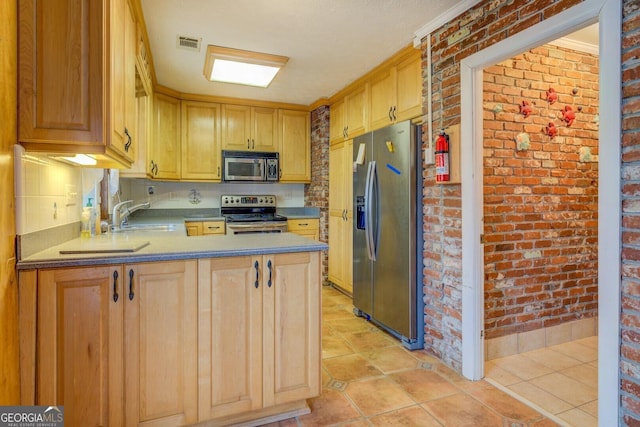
[17,229,327,270]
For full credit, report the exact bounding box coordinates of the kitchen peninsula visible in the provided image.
[17,231,326,427]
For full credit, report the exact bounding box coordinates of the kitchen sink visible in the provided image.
[110,224,180,233]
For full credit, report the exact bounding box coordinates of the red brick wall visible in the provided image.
[482,45,599,339]
[307,106,330,283]
[621,1,640,424]
[421,0,583,371]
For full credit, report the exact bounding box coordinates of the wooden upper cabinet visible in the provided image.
[329,99,345,144]
[181,101,222,181]
[278,109,311,182]
[330,86,367,144]
[18,0,137,167]
[221,105,277,152]
[150,93,181,180]
[369,67,395,130]
[369,50,422,130]
[395,53,423,122]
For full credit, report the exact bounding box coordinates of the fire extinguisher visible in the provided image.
[435,130,450,182]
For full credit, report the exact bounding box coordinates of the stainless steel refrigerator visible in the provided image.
[352,120,424,350]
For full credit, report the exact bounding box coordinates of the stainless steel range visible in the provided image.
[221,195,288,234]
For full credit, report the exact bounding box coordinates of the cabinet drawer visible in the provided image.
[287,219,319,240]
[202,221,225,235]
[287,219,319,231]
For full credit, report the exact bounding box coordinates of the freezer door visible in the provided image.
[352,135,373,315]
[371,121,417,339]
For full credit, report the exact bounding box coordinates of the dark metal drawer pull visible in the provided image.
[254,260,259,288]
[128,269,135,300]
[113,270,119,302]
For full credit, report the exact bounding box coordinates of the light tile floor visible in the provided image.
[264,285,561,426]
[484,336,598,427]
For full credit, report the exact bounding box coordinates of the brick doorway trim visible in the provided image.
[458,0,620,425]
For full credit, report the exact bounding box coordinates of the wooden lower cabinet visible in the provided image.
[33,260,198,427]
[23,252,320,426]
[186,220,226,236]
[287,218,319,240]
[124,261,198,426]
[37,266,124,427]
[198,252,321,424]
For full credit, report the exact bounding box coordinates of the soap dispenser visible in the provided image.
[81,200,92,238]
[81,198,97,238]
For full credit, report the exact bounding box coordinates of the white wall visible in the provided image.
[119,178,306,209]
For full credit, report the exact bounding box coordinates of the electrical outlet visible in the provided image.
[65,184,78,206]
[147,186,155,195]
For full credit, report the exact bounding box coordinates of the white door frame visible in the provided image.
[460,0,621,425]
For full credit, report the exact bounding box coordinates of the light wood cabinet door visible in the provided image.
[395,54,423,122]
[37,266,124,427]
[278,110,311,182]
[185,221,203,236]
[287,218,319,240]
[369,67,396,130]
[252,107,278,152]
[124,261,198,427]
[345,85,368,139]
[198,256,263,420]
[151,93,181,179]
[369,51,422,131]
[264,252,321,406]
[328,140,353,294]
[181,101,222,181]
[222,105,277,152]
[106,0,138,162]
[329,99,346,144]
[331,86,368,144]
[18,0,130,163]
[221,104,252,151]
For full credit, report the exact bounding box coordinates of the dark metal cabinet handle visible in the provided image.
[392,106,397,121]
[252,139,255,149]
[267,259,272,288]
[254,260,259,288]
[217,166,220,177]
[207,226,220,230]
[388,107,393,121]
[113,270,119,302]
[128,269,135,300]
[124,127,132,152]
[247,138,251,149]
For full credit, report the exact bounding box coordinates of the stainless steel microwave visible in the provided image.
[222,151,279,182]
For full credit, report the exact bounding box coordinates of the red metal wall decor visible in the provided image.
[519,100,533,118]
[546,88,558,104]
[561,105,576,126]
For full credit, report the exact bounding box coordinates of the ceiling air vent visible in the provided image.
[177,35,201,52]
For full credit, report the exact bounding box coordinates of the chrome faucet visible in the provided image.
[112,200,150,229]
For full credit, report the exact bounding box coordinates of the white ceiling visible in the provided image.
[140,1,598,107]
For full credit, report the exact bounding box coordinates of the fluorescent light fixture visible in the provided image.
[203,45,288,88]
[58,154,97,166]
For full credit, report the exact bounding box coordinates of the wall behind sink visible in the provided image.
[119,178,306,209]
[14,145,86,235]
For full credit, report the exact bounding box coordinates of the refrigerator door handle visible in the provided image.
[365,161,378,261]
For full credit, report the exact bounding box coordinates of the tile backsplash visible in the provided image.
[119,178,306,209]
[13,145,99,235]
